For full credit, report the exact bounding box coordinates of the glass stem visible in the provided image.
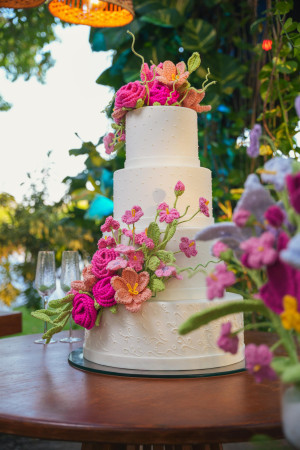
[69,315,73,340]
[44,295,49,335]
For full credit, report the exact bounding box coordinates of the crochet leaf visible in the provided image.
[109,305,117,313]
[95,309,103,327]
[48,295,74,308]
[135,98,144,108]
[31,310,55,324]
[165,222,177,242]
[188,52,201,74]
[156,250,176,264]
[148,256,160,271]
[43,314,70,343]
[147,222,160,245]
[149,277,165,293]
[53,310,71,324]
[153,102,161,106]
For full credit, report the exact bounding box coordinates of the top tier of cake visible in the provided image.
[125,106,200,169]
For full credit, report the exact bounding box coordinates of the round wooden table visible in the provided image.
[0,331,283,450]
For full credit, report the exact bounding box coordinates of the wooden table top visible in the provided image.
[0,330,283,445]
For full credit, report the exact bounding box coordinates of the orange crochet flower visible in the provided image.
[156,61,189,89]
[182,88,211,113]
[111,267,152,313]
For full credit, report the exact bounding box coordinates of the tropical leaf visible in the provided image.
[182,19,217,53]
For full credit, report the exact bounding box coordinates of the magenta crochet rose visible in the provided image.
[115,81,146,109]
[72,293,97,330]
[91,248,117,279]
[148,82,180,106]
[92,276,116,308]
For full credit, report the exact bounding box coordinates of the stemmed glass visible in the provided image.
[59,251,82,343]
[34,251,57,344]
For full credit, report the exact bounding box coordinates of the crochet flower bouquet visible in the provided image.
[179,157,300,387]
[103,31,214,156]
[32,182,210,342]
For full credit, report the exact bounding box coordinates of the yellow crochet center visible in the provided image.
[127,282,139,295]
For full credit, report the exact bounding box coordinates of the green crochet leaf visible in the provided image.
[53,310,71,324]
[153,102,162,106]
[94,300,101,311]
[148,256,160,271]
[95,309,103,327]
[282,364,300,384]
[179,300,269,335]
[43,314,70,343]
[109,305,118,313]
[156,250,176,264]
[165,222,177,242]
[149,277,165,293]
[188,52,201,73]
[48,295,74,309]
[31,310,54,324]
[147,222,160,245]
[135,98,144,108]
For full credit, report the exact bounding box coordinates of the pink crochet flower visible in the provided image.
[111,268,152,313]
[155,262,182,279]
[159,205,180,224]
[156,61,189,89]
[97,236,116,249]
[72,293,97,330]
[122,206,144,225]
[264,205,285,228]
[127,251,144,272]
[92,276,116,308]
[232,209,251,227]
[212,241,229,258]
[115,244,136,254]
[122,228,133,239]
[148,82,180,106]
[157,202,169,211]
[199,197,210,217]
[140,63,160,88]
[101,216,120,233]
[174,180,185,196]
[240,232,278,269]
[182,88,211,113]
[179,237,198,258]
[82,264,98,291]
[115,81,146,109]
[70,280,86,294]
[135,231,155,249]
[245,344,277,383]
[112,107,127,125]
[91,248,117,279]
[206,262,236,300]
[103,133,115,155]
[106,257,128,271]
[217,322,239,354]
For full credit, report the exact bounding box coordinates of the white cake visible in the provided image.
[83,106,244,371]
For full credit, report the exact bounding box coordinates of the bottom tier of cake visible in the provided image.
[83,294,244,371]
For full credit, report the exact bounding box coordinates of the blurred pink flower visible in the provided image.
[245,344,277,383]
[179,237,198,258]
[264,205,285,228]
[217,322,239,354]
[232,209,251,227]
[206,262,236,300]
[286,172,300,214]
[212,241,229,258]
[103,133,115,155]
[112,107,126,125]
[240,232,277,269]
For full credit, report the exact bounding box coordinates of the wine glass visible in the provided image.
[59,251,82,343]
[34,251,57,344]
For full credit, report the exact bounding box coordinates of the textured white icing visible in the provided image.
[84,106,244,371]
[83,295,244,370]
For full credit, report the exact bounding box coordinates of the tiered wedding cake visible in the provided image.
[83,106,244,370]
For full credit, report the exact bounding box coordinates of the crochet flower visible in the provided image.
[115,81,146,109]
[159,205,180,224]
[286,172,300,214]
[72,293,97,330]
[91,248,117,279]
[103,133,115,155]
[111,267,152,313]
[148,82,180,106]
[264,205,285,228]
[112,107,127,125]
[106,257,128,271]
[280,295,300,333]
[122,228,133,239]
[156,61,189,89]
[174,180,185,197]
[217,322,239,355]
[122,206,144,225]
[157,202,169,211]
[101,216,120,233]
[135,230,155,249]
[179,237,198,258]
[71,264,98,293]
[260,157,292,191]
[240,232,277,269]
[182,88,211,113]
[127,251,144,272]
[206,263,236,300]
[115,244,136,254]
[246,124,261,158]
[212,241,229,258]
[97,236,116,249]
[232,209,251,227]
[155,262,182,279]
[92,276,116,308]
[260,232,300,314]
[245,344,277,383]
[199,197,210,217]
[140,63,162,88]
